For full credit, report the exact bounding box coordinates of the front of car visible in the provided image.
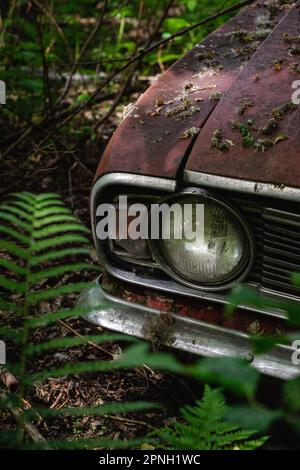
[79,0,300,380]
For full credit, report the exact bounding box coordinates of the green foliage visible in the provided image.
[224,282,300,445]
[0,192,177,449]
[153,385,268,450]
[0,0,238,122]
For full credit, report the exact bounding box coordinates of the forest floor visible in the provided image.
[0,93,201,445]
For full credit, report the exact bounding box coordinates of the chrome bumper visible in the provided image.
[78,279,300,380]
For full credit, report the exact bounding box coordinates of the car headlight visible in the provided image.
[148,189,254,291]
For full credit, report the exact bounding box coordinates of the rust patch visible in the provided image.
[186,1,300,188]
[94,1,290,182]
[142,313,176,350]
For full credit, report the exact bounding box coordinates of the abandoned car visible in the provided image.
[79,0,300,380]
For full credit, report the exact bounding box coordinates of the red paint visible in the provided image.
[186,1,300,188]
[94,1,290,183]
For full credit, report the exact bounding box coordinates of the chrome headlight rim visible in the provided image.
[147,188,255,292]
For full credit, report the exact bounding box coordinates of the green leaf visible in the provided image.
[10,192,35,204]
[250,335,286,355]
[0,298,22,314]
[26,307,91,328]
[28,263,98,284]
[35,206,72,219]
[226,404,282,432]
[0,326,23,342]
[35,199,64,210]
[25,333,131,355]
[27,282,92,305]
[0,226,30,244]
[0,211,31,232]
[29,247,90,266]
[25,401,158,418]
[283,376,300,412]
[189,357,259,398]
[32,223,89,239]
[0,240,29,260]
[0,204,33,222]
[0,258,26,276]
[31,234,89,253]
[0,274,25,294]
[7,199,34,214]
[33,214,78,229]
[27,343,184,384]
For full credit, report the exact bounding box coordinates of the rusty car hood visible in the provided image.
[95,1,299,188]
[186,0,300,189]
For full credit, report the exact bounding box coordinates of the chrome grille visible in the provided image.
[231,197,300,300]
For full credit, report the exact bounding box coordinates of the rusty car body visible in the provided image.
[79,0,300,380]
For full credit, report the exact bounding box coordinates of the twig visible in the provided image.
[57,319,116,358]
[35,15,54,118]
[35,0,255,147]
[55,0,109,106]
[31,0,73,60]
[108,415,153,428]
[94,0,174,132]
[2,0,254,160]
[0,392,51,447]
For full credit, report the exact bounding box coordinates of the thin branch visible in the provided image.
[31,0,73,60]
[44,0,256,138]
[55,0,109,106]
[1,392,51,448]
[3,0,255,158]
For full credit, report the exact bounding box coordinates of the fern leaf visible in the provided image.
[0,274,25,294]
[28,263,97,284]
[27,282,92,305]
[0,203,33,222]
[7,199,34,214]
[31,234,89,253]
[29,247,90,266]
[153,385,267,450]
[33,214,78,229]
[0,240,29,260]
[26,307,92,328]
[32,223,89,239]
[35,206,72,219]
[25,333,131,355]
[0,226,30,244]
[0,211,31,232]
[0,298,22,314]
[35,192,62,201]
[10,192,35,204]
[25,401,158,419]
[0,258,26,276]
[35,199,64,210]
[0,326,23,342]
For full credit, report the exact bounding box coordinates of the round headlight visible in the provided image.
[148,190,254,291]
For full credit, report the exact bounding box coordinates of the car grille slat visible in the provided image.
[232,198,300,300]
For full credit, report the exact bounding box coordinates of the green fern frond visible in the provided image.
[32,223,89,239]
[29,247,90,266]
[25,307,91,328]
[26,282,92,305]
[153,385,268,450]
[24,401,159,419]
[0,192,166,450]
[0,203,33,222]
[33,214,78,229]
[28,263,97,283]
[31,234,89,253]
[0,258,26,275]
[25,333,132,355]
[0,211,31,232]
